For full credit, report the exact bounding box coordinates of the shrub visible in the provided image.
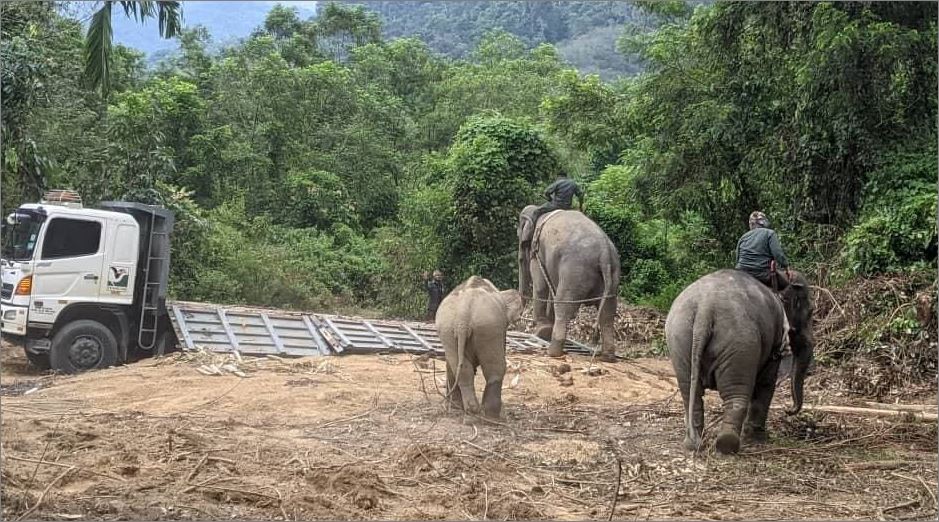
[842,148,938,276]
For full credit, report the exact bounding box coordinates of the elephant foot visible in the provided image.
[461,399,481,416]
[682,436,702,453]
[597,351,618,363]
[715,430,741,455]
[483,409,503,421]
[742,427,768,445]
[535,324,553,341]
[547,344,565,358]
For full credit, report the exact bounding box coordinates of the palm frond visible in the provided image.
[157,1,182,38]
[120,1,155,22]
[83,0,182,97]
[84,1,113,96]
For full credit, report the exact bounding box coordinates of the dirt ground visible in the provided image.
[1,341,936,521]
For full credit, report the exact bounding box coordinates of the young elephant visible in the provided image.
[435,276,524,419]
[665,269,814,454]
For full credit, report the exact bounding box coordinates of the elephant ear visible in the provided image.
[518,216,534,244]
[500,290,524,323]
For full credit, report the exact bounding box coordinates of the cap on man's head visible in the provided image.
[748,211,770,229]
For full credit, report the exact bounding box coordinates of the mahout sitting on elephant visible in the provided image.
[435,276,523,419]
[665,269,814,454]
[517,205,620,361]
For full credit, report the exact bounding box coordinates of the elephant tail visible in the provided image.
[687,305,712,451]
[447,326,470,400]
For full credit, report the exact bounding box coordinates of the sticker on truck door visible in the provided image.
[107,266,130,292]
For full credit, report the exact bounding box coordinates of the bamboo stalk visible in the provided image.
[801,404,937,422]
[863,402,937,412]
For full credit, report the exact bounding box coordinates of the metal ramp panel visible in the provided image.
[167,302,598,358]
[506,331,596,356]
[317,316,444,355]
[169,303,332,356]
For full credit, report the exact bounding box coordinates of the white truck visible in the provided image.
[1,190,177,373]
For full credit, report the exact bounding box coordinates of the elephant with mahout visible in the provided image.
[665,269,814,455]
[517,206,621,362]
[435,276,524,419]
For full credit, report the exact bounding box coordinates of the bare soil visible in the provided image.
[1,342,936,520]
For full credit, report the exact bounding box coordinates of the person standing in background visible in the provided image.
[423,270,446,321]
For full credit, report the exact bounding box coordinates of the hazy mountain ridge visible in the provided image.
[109,1,649,78]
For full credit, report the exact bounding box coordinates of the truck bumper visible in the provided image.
[1,303,28,337]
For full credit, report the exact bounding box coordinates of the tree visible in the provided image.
[444,114,561,287]
[84,0,182,96]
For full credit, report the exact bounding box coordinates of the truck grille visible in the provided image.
[1,283,13,300]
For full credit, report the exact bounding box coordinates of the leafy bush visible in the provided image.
[842,147,938,275]
[172,197,384,311]
[445,114,560,288]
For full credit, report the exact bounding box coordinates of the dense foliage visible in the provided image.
[2,1,936,321]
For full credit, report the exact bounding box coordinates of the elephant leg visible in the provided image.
[457,361,480,414]
[479,340,507,419]
[676,377,705,452]
[445,364,464,410]
[531,264,553,340]
[598,296,617,362]
[743,359,781,445]
[715,391,750,455]
[548,301,577,357]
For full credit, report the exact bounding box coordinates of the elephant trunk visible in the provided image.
[786,335,813,415]
[518,246,532,307]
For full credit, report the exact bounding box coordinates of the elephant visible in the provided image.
[517,205,621,361]
[435,275,524,419]
[664,269,814,455]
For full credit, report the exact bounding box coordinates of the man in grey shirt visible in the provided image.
[523,172,584,245]
[735,211,792,291]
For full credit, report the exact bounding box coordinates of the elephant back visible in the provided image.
[671,269,787,337]
[534,210,618,256]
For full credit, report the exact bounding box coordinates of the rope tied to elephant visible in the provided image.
[520,293,619,305]
[531,210,564,305]
[528,212,617,305]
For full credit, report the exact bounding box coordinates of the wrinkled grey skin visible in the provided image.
[435,276,524,419]
[665,269,814,454]
[517,206,621,361]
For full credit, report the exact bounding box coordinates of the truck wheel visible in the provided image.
[24,350,51,371]
[49,320,119,374]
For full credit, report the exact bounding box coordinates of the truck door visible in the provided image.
[98,220,138,304]
[30,216,106,325]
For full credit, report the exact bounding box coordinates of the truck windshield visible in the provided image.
[2,212,44,261]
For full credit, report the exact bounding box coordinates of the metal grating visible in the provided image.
[318,316,444,355]
[168,302,598,359]
[170,303,331,356]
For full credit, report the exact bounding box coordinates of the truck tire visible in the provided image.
[24,350,51,371]
[49,320,119,374]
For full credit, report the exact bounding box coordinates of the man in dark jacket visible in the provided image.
[735,211,792,291]
[523,172,584,245]
[423,270,446,321]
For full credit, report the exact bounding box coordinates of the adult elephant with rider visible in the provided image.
[665,269,814,455]
[517,205,621,361]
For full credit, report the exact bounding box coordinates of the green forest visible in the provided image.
[2,1,936,324]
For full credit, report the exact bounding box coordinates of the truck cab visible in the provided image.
[1,190,176,373]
